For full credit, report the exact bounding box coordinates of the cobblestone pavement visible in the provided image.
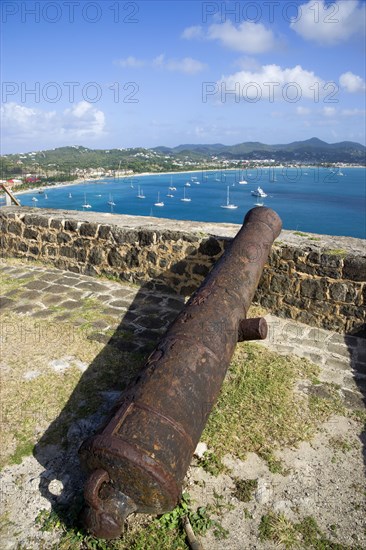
[0,258,185,354]
[261,314,366,407]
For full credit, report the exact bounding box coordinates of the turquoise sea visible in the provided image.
[7,167,366,239]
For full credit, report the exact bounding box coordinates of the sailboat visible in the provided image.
[180,187,191,202]
[82,193,92,208]
[137,185,145,199]
[251,186,267,198]
[44,193,48,199]
[154,192,164,207]
[168,175,176,191]
[220,186,238,209]
[68,192,72,198]
[32,197,38,202]
[238,170,248,184]
[107,193,116,206]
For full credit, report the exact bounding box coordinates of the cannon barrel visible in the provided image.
[79,206,282,538]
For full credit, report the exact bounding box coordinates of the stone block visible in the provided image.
[108,248,124,268]
[64,220,78,231]
[60,246,76,259]
[307,251,320,264]
[198,237,222,257]
[23,227,39,240]
[18,242,28,253]
[320,253,343,268]
[29,245,39,255]
[161,230,183,242]
[57,232,72,244]
[294,261,316,275]
[192,263,210,277]
[329,282,348,302]
[281,246,301,261]
[7,221,23,236]
[113,228,139,245]
[89,247,105,265]
[23,214,49,228]
[296,310,317,325]
[147,251,157,265]
[46,246,57,257]
[41,232,57,243]
[339,303,365,321]
[79,222,98,237]
[77,249,87,263]
[98,225,111,240]
[138,230,156,246]
[171,260,187,275]
[50,219,63,230]
[300,278,327,300]
[125,249,139,268]
[343,256,366,282]
[271,273,291,294]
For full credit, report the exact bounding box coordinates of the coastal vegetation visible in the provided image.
[1,138,365,184]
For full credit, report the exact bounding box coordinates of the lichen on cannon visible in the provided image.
[79,206,282,539]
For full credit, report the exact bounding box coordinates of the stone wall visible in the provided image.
[0,207,365,334]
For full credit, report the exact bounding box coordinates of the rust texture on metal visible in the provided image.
[79,206,282,538]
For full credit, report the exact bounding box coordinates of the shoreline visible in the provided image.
[9,165,365,198]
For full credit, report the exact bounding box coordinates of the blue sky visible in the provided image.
[1,0,365,153]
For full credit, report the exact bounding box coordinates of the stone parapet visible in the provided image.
[1,207,365,334]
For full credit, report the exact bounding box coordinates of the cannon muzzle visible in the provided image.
[79,206,282,538]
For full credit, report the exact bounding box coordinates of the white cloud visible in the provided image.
[63,101,105,137]
[1,101,105,140]
[152,54,207,74]
[115,56,145,68]
[341,108,366,116]
[218,64,326,101]
[291,0,366,45]
[322,106,337,117]
[181,25,204,40]
[339,71,366,93]
[1,103,56,136]
[296,106,311,115]
[208,21,276,53]
[182,20,278,53]
[115,53,206,74]
[167,58,207,74]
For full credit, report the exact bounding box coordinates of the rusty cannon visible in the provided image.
[79,206,282,538]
